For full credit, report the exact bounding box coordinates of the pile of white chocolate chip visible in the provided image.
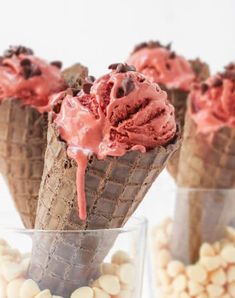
[0,238,135,298]
[152,218,235,298]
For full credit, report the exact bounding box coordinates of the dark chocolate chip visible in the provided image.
[83,83,93,94]
[22,67,32,79]
[87,75,96,83]
[3,46,33,58]
[169,51,176,59]
[20,58,31,66]
[200,83,209,94]
[122,77,135,96]
[166,43,172,50]
[116,87,125,98]
[50,61,63,69]
[108,63,120,70]
[212,78,223,88]
[108,63,136,73]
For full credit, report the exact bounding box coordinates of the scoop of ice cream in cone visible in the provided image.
[29,63,180,297]
[127,41,210,179]
[127,41,196,91]
[171,64,235,264]
[0,45,66,111]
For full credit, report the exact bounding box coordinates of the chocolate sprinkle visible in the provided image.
[87,76,96,83]
[169,51,176,59]
[20,58,31,67]
[83,83,93,94]
[116,77,135,98]
[22,63,42,80]
[200,83,209,94]
[108,63,136,73]
[122,77,135,96]
[132,41,172,54]
[50,61,63,69]
[116,87,125,98]
[212,78,223,88]
[3,46,34,58]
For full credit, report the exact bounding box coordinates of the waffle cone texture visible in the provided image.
[0,99,47,228]
[28,118,181,297]
[171,111,235,263]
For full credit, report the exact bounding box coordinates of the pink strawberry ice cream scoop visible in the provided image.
[0,46,66,112]
[190,63,235,135]
[54,63,177,220]
[127,41,195,91]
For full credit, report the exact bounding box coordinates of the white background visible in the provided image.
[0,0,235,296]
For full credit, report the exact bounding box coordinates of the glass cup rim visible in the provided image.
[0,216,148,234]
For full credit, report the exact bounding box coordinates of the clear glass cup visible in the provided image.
[0,216,147,298]
[149,188,235,298]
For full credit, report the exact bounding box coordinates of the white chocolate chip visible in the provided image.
[167,261,184,277]
[210,268,226,285]
[0,275,7,297]
[71,287,94,298]
[112,251,131,265]
[227,265,235,282]
[200,243,215,257]
[221,246,235,263]
[213,242,221,254]
[1,261,24,281]
[172,274,187,292]
[228,281,235,296]
[99,275,120,295]
[187,264,207,283]
[207,284,224,297]
[154,230,168,246]
[52,296,63,298]
[19,279,40,298]
[101,263,118,275]
[117,263,135,287]
[7,278,25,298]
[93,287,111,298]
[200,256,221,271]
[188,281,204,296]
[157,269,171,286]
[35,289,52,298]
[157,249,172,268]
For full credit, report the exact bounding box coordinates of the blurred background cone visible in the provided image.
[0,63,88,228]
[166,59,210,179]
[171,106,235,264]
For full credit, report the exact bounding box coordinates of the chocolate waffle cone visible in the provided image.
[28,119,180,297]
[171,112,235,263]
[0,64,88,228]
[167,59,210,179]
[0,99,47,228]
